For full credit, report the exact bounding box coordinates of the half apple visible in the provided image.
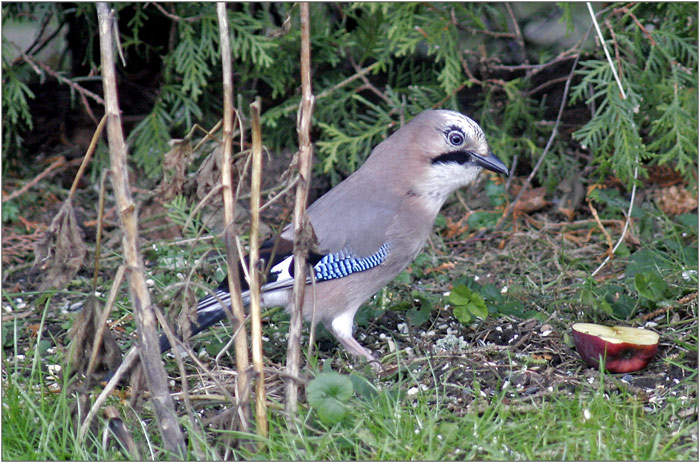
[571,323,659,373]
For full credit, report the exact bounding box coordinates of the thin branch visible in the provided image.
[350,56,392,105]
[2,157,66,203]
[277,61,382,117]
[612,5,658,46]
[79,347,139,443]
[85,265,125,379]
[216,1,251,431]
[23,10,59,58]
[489,53,577,72]
[526,76,571,97]
[69,115,107,200]
[454,22,516,39]
[587,198,614,255]
[151,305,208,460]
[505,3,529,65]
[248,99,268,437]
[605,18,625,84]
[18,52,106,106]
[435,81,468,108]
[286,1,315,417]
[489,26,592,79]
[150,2,205,23]
[95,3,185,456]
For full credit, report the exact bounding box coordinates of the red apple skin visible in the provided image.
[572,329,659,374]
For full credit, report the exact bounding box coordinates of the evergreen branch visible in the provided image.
[612,5,658,46]
[17,51,106,107]
[269,61,384,118]
[350,55,392,106]
[587,3,626,98]
[587,1,638,278]
[501,23,593,228]
[150,2,204,23]
[505,2,529,65]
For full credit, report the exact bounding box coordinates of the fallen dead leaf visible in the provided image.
[654,185,698,216]
[514,187,549,215]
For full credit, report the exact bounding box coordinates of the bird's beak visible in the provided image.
[472,150,509,176]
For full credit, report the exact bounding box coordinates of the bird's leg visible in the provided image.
[335,334,384,373]
[328,313,384,372]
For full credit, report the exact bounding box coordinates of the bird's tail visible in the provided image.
[159,284,250,353]
[158,238,302,353]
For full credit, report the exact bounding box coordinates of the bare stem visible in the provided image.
[286,1,315,418]
[95,3,185,457]
[216,1,251,431]
[248,99,268,437]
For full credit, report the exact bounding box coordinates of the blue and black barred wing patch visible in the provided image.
[313,243,391,282]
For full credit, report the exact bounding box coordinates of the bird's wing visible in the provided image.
[285,164,405,257]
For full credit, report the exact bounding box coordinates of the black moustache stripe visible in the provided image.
[431,150,473,165]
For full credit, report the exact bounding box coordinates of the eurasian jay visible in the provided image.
[161,109,508,364]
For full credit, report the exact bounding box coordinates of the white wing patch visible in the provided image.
[270,255,294,283]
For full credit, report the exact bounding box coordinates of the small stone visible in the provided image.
[47,364,62,375]
[583,408,591,421]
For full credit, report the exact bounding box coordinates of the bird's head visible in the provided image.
[382,109,508,203]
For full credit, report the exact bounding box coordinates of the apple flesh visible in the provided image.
[571,323,659,373]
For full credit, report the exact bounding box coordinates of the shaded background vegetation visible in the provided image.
[4,3,696,185]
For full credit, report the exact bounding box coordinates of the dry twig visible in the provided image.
[3,157,66,203]
[248,99,268,436]
[79,346,139,444]
[216,1,251,433]
[95,3,185,456]
[16,50,104,122]
[286,1,315,417]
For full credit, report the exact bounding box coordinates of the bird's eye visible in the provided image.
[447,130,464,146]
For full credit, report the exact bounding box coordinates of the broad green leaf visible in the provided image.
[453,304,473,324]
[467,293,488,319]
[449,285,473,307]
[307,372,353,426]
[634,272,668,302]
[406,292,433,326]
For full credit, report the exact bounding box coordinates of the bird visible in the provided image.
[160,109,508,365]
